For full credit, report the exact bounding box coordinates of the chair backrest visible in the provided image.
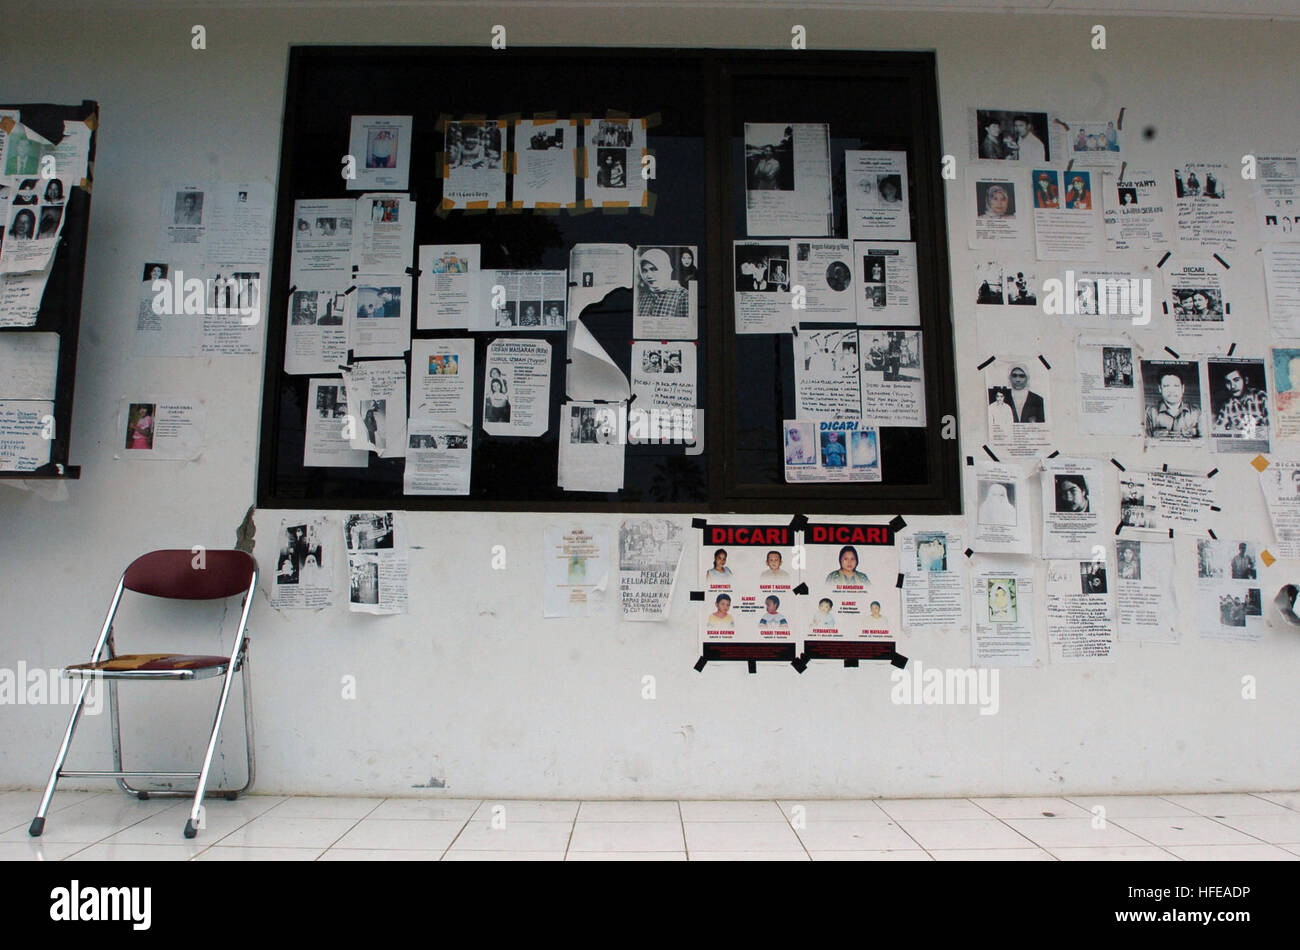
[123,549,257,600]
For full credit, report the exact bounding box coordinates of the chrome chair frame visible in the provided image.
[29,557,258,840]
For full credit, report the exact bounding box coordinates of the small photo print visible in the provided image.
[784,422,814,466]
[590,120,634,147]
[1080,561,1107,595]
[744,125,794,191]
[369,198,400,223]
[350,557,379,605]
[915,532,948,572]
[172,190,204,226]
[1116,540,1141,580]
[1054,474,1091,513]
[735,243,791,292]
[1032,169,1060,208]
[987,578,1018,623]
[276,523,324,588]
[359,399,387,454]
[526,126,565,150]
[143,263,168,283]
[849,429,879,470]
[569,405,617,444]
[356,285,402,319]
[977,479,1018,526]
[428,353,459,375]
[819,429,848,468]
[640,346,683,374]
[974,110,1052,162]
[124,403,156,451]
[595,148,627,189]
[1062,172,1092,210]
[1103,346,1134,388]
[366,128,398,169]
[976,262,1005,305]
[1171,287,1224,322]
[976,180,1017,219]
[447,121,502,170]
[290,290,318,326]
[1119,476,1154,528]
[345,512,394,550]
[315,384,347,419]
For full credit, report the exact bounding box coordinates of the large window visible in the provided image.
[257,47,958,513]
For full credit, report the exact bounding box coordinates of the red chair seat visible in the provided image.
[67,653,230,673]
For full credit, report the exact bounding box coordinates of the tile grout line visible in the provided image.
[437,800,483,861]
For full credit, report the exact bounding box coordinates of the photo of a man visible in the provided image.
[1142,360,1203,441]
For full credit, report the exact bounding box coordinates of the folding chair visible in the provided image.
[30,549,258,840]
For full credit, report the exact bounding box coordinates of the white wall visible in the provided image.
[1,4,1298,799]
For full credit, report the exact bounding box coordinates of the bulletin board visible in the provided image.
[256,48,958,513]
[0,100,98,480]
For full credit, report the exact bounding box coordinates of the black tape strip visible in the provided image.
[1038,354,1052,370]
[345,285,356,295]
[689,591,704,601]
[889,515,907,533]
[1162,301,1169,315]
[693,657,707,672]
[895,573,905,589]
[1227,342,1236,356]
[1118,161,1127,181]
[791,582,809,596]
[1111,458,1126,471]
[1210,505,1221,512]
[792,658,807,674]
[286,284,297,295]
[1207,528,1217,539]
[747,660,757,674]
[1114,522,1123,536]
[891,652,909,669]
[964,548,974,559]
[1047,450,1060,459]
[1164,346,1180,358]
[789,513,809,532]
[1162,463,1168,472]
[982,444,1000,462]
[790,325,799,337]
[1116,106,1126,130]
[1213,253,1230,269]
[976,355,996,371]
[1157,251,1171,268]
[405,266,420,277]
[841,659,857,668]
[1168,528,1174,538]
[1065,158,1074,173]
[1207,468,1219,478]
[691,518,707,528]
[966,456,975,466]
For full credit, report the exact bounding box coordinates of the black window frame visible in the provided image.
[256,46,959,514]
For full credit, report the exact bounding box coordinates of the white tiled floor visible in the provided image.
[3,789,1299,860]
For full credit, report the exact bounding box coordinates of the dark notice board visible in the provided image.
[257,48,959,514]
[0,100,97,480]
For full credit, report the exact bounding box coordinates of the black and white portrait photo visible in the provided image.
[1103,346,1134,388]
[974,109,1051,163]
[345,512,394,551]
[1054,474,1091,513]
[1117,540,1142,580]
[1080,561,1108,595]
[1141,359,1203,441]
[976,480,1018,526]
[744,125,794,191]
[735,243,790,292]
[172,190,204,226]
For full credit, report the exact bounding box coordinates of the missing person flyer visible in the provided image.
[699,522,799,659]
[783,418,882,483]
[803,521,898,660]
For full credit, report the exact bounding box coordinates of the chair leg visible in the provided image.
[231,648,255,798]
[185,655,243,838]
[30,679,94,836]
